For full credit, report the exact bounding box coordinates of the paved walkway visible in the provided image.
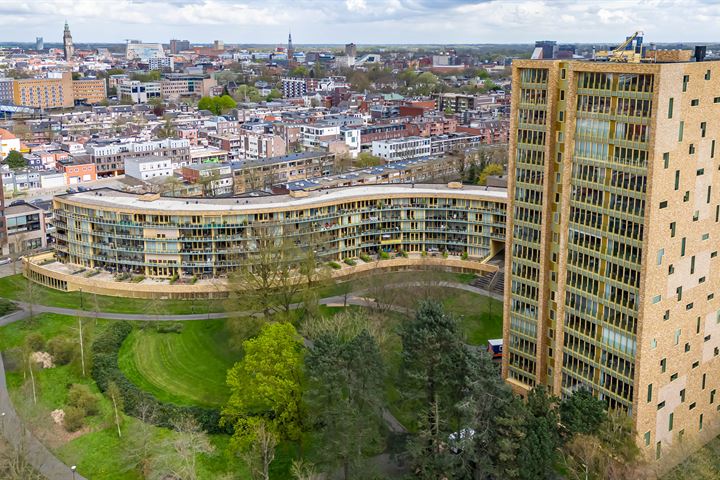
[0,280,490,479]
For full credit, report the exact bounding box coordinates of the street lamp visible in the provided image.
[1,411,5,432]
[71,465,77,480]
[79,288,84,310]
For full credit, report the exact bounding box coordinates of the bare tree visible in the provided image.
[107,381,124,438]
[239,419,278,480]
[151,416,213,480]
[121,400,158,477]
[0,433,44,480]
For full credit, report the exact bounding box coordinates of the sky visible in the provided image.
[3,0,720,45]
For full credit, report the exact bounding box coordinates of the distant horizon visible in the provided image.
[2,0,720,45]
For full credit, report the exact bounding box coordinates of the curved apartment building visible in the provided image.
[48,184,507,280]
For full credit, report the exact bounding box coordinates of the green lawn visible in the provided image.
[118,320,240,408]
[0,275,225,315]
[442,289,504,346]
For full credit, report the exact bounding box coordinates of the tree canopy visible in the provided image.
[197,95,237,115]
[4,150,26,170]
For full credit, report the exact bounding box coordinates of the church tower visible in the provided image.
[63,21,74,60]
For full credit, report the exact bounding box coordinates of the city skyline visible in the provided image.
[2,0,720,45]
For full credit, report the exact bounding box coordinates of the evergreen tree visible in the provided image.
[518,386,561,480]
[305,330,385,479]
[559,388,607,436]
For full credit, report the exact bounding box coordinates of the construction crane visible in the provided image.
[595,31,645,63]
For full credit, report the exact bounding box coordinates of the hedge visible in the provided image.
[91,322,225,433]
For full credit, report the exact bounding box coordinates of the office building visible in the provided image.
[124,157,174,181]
[72,79,107,104]
[345,42,357,59]
[126,43,165,61]
[86,138,190,177]
[169,39,190,54]
[36,37,43,51]
[372,137,431,162]
[4,202,47,255]
[503,57,720,463]
[118,80,161,104]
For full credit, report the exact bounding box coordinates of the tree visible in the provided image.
[198,95,237,115]
[305,329,385,478]
[161,175,183,196]
[517,386,561,480]
[152,416,214,480]
[290,65,309,78]
[559,388,607,436]
[237,418,277,480]
[107,381,124,438]
[477,163,504,185]
[265,88,282,101]
[233,85,263,103]
[355,152,384,168]
[459,349,527,480]
[0,435,44,480]
[4,151,26,170]
[400,301,468,423]
[121,400,158,477]
[156,118,176,139]
[222,322,305,448]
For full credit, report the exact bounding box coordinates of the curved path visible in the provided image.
[0,280,494,479]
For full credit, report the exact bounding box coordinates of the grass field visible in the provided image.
[442,289,504,346]
[118,320,239,408]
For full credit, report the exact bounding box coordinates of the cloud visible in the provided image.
[0,0,719,43]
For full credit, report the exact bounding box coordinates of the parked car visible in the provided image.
[0,258,12,265]
[66,188,77,194]
[77,186,90,192]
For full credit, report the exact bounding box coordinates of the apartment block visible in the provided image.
[86,139,190,177]
[503,57,720,465]
[231,151,337,193]
[13,72,73,109]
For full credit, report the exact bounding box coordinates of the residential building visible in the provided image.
[124,157,173,181]
[0,129,21,159]
[345,43,357,59]
[282,77,308,98]
[36,37,43,51]
[46,183,507,281]
[503,57,720,465]
[86,138,190,177]
[189,146,230,166]
[232,151,336,193]
[0,78,13,103]
[181,162,233,196]
[301,123,341,148]
[58,158,96,185]
[4,202,47,255]
[13,72,74,109]
[372,137,431,161]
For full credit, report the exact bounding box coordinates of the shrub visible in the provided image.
[379,251,390,260]
[131,275,145,283]
[327,261,342,270]
[421,250,428,257]
[398,250,409,258]
[169,273,179,284]
[63,406,86,432]
[343,258,357,266]
[461,252,469,260]
[0,298,17,316]
[25,332,45,351]
[359,253,371,262]
[68,384,99,416]
[90,322,224,433]
[190,276,198,284]
[115,272,131,281]
[85,269,100,278]
[46,336,75,365]
[442,251,449,258]
[156,323,184,334]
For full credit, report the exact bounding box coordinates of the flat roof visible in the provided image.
[58,183,507,213]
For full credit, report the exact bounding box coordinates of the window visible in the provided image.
[670,222,676,237]
[661,358,667,373]
[681,237,686,256]
[675,170,680,190]
[647,384,653,402]
[669,412,674,431]
[657,249,664,265]
[712,390,716,404]
[715,97,720,103]
[691,255,696,274]
[691,99,700,106]
[683,75,689,92]
[677,286,683,301]
[701,122,707,137]
[644,431,651,447]
[652,295,662,304]
[658,401,666,409]
[700,414,704,431]
[660,201,668,209]
[714,140,717,158]
[664,152,670,168]
[690,144,696,155]
[668,97,674,118]
[675,329,682,345]
[681,389,686,402]
[679,121,684,141]
[671,372,679,381]
[656,441,662,460]
[706,70,711,80]
[698,168,705,176]
[703,373,707,389]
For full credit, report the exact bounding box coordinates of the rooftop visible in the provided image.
[58,183,507,213]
